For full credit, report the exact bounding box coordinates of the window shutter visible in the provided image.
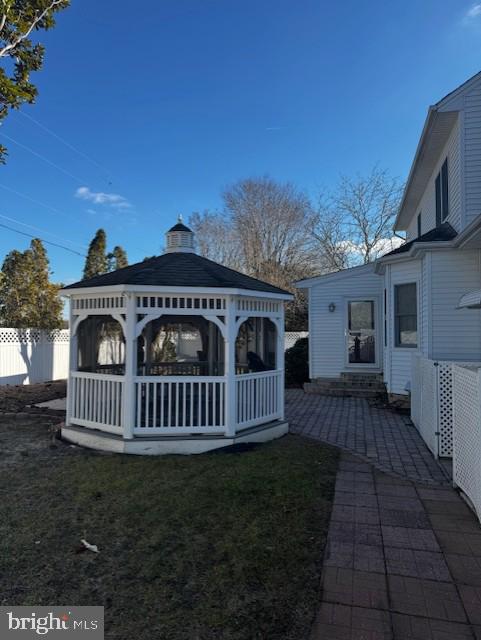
[435,174,442,227]
[441,159,449,221]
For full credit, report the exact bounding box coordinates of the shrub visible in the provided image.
[285,337,309,388]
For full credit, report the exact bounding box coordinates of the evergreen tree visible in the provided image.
[0,239,63,329]
[83,229,108,279]
[107,245,128,271]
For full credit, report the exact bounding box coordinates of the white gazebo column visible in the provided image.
[66,300,78,426]
[122,293,137,439]
[224,296,237,436]
[276,308,286,421]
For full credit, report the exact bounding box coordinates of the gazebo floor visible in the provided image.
[62,420,289,455]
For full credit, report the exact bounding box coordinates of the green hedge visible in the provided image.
[285,337,309,388]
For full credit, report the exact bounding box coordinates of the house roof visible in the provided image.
[394,71,481,232]
[62,251,291,296]
[381,222,457,257]
[295,262,376,288]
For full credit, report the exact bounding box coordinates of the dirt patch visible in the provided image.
[0,380,66,412]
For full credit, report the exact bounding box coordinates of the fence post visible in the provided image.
[434,361,440,459]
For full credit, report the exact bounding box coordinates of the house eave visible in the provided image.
[295,263,376,289]
[394,109,459,232]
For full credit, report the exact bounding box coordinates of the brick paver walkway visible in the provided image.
[285,391,481,638]
[286,389,448,485]
[310,452,481,640]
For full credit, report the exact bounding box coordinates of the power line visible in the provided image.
[0,132,87,184]
[0,213,87,251]
[0,220,86,257]
[17,110,114,181]
[0,182,77,220]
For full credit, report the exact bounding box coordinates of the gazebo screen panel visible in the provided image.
[138,315,225,376]
[236,318,277,373]
[77,315,125,375]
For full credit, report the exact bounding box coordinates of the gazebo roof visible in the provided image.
[63,252,291,296]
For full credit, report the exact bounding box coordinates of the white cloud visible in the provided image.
[75,186,131,210]
[463,3,481,23]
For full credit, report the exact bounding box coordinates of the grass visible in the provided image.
[0,434,338,640]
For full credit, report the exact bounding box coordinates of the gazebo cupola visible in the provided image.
[60,219,293,455]
[165,216,195,253]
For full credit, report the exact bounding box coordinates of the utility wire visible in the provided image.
[0,220,86,257]
[0,213,87,251]
[17,110,114,181]
[0,132,87,184]
[0,182,79,221]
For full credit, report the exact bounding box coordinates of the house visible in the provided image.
[297,70,481,403]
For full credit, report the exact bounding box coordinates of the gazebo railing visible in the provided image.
[69,369,284,437]
[133,376,226,434]
[236,369,283,430]
[69,371,123,434]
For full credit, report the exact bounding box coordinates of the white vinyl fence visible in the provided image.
[452,364,481,522]
[284,331,308,350]
[0,328,70,386]
[411,355,481,458]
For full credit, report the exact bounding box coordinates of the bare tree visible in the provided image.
[189,210,242,271]
[223,176,317,288]
[312,167,404,270]
[190,177,319,329]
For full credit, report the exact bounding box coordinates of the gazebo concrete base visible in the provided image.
[61,420,289,455]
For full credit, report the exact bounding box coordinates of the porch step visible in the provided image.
[304,373,387,399]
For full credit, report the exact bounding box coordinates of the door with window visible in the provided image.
[346,299,378,367]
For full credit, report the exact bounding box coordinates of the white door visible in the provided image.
[345,299,378,368]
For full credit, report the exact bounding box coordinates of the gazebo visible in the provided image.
[61,219,292,454]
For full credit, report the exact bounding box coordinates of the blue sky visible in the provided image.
[1,0,481,285]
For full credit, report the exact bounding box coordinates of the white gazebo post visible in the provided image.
[277,306,286,421]
[66,301,78,427]
[122,292,137,439]
[224,295,237,437]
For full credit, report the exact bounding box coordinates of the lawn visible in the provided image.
[0,429,338,640]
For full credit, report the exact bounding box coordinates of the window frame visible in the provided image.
[393,282,418,349]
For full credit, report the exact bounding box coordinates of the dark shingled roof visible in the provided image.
[168,222,192,233]
[63,252,290,295]
[382,222,457,257]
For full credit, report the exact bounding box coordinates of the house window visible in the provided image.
[394,283,417,348]
[417,212,422,238]
[435,158,449,226]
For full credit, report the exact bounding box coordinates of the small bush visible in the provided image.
[285,337,309,387]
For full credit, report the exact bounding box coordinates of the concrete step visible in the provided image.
[304,383,386,398]
[311,380,386,391]
[340,372,384,382]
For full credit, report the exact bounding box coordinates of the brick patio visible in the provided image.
[286,389,448,485]
[285,391,481,639]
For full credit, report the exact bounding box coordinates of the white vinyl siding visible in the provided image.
[464,79,481,227]
[307,266,383,379]
[384,260,422,395]
[429,250,481,360]
[414,117,461,234]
